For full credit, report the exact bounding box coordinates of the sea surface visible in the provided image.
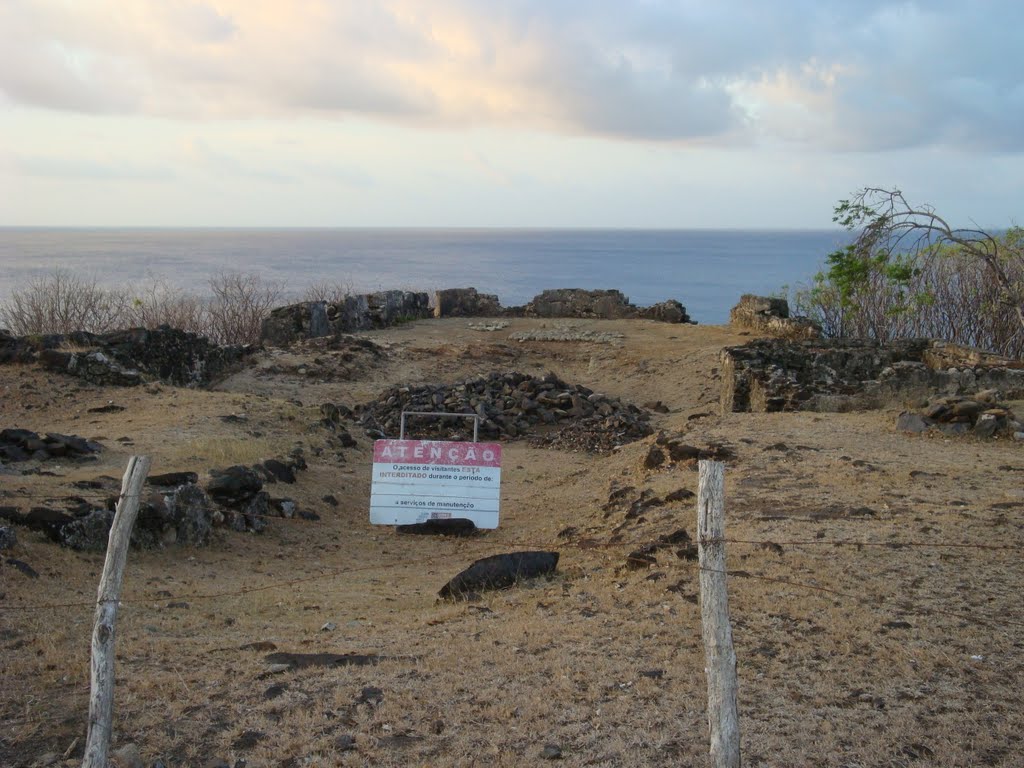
[0,228,851,325]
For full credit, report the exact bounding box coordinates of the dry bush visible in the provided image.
[0,269,133,335]
[127,277,210,336]
[303,279,353,305]
[206,271,285,346]
[795,237,1024,357]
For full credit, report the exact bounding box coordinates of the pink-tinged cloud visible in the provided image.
[1,0,1022,151]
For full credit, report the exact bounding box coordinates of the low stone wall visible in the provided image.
[5,327,252,387]
[261,290,432,345]
[721,337,1024,413]
[522,289,692,323]
[434,287,502,318]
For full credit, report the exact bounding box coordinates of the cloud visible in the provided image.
[12,153,174,181]
[1,1,1022,151]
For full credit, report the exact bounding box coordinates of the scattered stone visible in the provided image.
[510,326,625,344]
[263,652,383,669]
[541,744,563,760]
[148,471,199,487]
[166,484,214,545]
[356,686,384,706]
[642,445,666,470]
[263,683,288,700]
[262,459,296,484]
[232,731,265,750]
[467,321,510,332]
[87,403,125,413]
[207,465,263,507]
[0,428,101,463]
[110,743,143,768]
[897,412,930,434]
[320,622,337,632]
[439,551,559,600]
[5,558,39,578]
[0,525,16,550]
[321,494,339,507]
[396,518,478,536]
[335,735,357,752]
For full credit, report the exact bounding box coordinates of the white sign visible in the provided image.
[370,439,503,529]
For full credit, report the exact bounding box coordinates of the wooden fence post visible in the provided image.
[698,460,741,768]
[82,455,151,768]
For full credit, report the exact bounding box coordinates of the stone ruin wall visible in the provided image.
[720,337,1024,415]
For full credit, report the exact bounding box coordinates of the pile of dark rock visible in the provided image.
[729,295,820,339]
[205,452,312,533]
[0,428,101,463]
[898,391,1023,439]
[261,291,432,346]
[358,371,652,451]
[0,453,312,551]
[721,337,1024,414]
[1,327,253,387]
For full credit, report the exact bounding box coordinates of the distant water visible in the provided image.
[0,228,851,324]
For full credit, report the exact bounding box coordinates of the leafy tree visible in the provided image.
[827,187,1024,336]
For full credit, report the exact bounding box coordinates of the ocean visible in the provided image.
[0,228,850,325]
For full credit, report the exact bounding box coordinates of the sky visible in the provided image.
[1,0,1022,228]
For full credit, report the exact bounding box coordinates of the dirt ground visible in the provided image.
[2,317,1023,767]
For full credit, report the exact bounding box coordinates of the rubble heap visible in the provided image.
[358,371,653,452]
[898,391,1023,439]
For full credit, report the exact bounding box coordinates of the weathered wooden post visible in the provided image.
[82,455,151,768]
[698,460,741,768]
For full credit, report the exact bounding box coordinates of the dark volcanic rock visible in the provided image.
[206,465,263,507]
[166,484,214,545]
[396,518,478,536]
[148,471,199,487]
[0,429,101,463]
[439,551,559,600]
[359,371,652,452]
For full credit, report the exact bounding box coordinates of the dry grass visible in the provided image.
[163,436,279,467]
[2,318,1024,767]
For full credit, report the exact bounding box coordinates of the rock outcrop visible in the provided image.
[721,337,1024,414]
